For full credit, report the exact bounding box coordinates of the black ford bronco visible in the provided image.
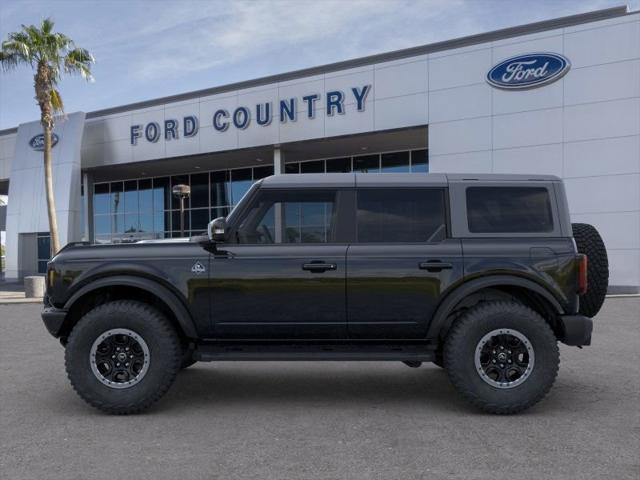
[42,173,609,414]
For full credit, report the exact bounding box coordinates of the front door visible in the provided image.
[210,188,349,339]
[347,187,464,338]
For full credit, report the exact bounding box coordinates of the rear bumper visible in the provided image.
[559,314,593,346]
[41,307,68,338]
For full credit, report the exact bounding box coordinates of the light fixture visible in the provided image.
[256,157,263,162]
[360,146,368,151]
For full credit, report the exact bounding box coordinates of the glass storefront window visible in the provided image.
[110,182,123,216]
[300,160,324,173]
[124,180,138,213]
[153,177,170,211]
[190,173,209,208]
[211,171,230,207]
[230,168,252,204]
[94,183,110,214]
[326,157,351,173]
[285,163,300,174]
[354,154,380,173]
[411,149,429,172]
[381,151,410,173]
[253,165,272,179]
[191,208,210,232]
[139,179,153,212]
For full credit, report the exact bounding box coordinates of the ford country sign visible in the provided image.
[487,53,570,90]
[29,133,59,151]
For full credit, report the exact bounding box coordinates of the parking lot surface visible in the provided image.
[1,298,638,480]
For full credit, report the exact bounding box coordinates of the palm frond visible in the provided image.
[64,47,94,81]
[50,88,64,113]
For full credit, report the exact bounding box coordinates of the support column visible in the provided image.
[273,147,284,242]
[83,172,94,243]
[273,146,285,175]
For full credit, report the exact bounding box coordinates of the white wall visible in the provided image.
[428,13,640,290]
[80,58,429,168]
[0,133,16,181]
[5,113,85,279]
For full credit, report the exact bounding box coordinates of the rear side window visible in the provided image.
[466,187,553,233]
[356,188,446,243]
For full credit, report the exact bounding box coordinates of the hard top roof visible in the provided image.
[259,173,560,188]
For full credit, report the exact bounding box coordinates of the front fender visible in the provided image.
[63,275,198,339]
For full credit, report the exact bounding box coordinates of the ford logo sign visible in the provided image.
[29,133,59,151]
[487,53,570,90]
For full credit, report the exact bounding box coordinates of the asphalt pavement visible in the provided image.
[1,298,638,480]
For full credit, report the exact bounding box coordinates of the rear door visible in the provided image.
[346,187,463,338]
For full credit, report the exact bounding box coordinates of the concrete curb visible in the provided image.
[0,297,43,305]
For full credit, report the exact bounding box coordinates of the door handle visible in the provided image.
[302,262,337,273]
[419,261,453,272]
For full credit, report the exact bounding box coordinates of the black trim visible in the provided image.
[63,275,198,338]
[559,314,593,346]
[41,307,68,338]
[426,275,565,339]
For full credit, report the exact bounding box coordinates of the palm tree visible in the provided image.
[0,18,94,255]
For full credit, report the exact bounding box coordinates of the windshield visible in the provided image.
[226,180,262,225]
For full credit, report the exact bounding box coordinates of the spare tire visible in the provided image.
[572,223,609,317]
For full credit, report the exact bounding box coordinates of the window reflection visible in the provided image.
[92,150,427,243]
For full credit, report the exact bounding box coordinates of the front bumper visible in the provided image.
[41,307,68,338]
[559,314,593,346]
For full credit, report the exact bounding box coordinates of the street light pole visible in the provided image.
[172,184,191,238]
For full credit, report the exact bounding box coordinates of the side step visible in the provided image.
[194,342,436,362]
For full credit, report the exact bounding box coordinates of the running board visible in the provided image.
[194,342,436,362]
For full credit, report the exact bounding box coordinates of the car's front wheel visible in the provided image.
[65,300,182,414]
[443,301,559,414]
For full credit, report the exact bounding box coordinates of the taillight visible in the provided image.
[577,254,588,295]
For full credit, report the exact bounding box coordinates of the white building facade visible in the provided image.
[0,6,638,292]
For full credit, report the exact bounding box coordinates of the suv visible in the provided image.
[42,173,609,414]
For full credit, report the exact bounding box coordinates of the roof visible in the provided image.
[0,5,631,136]
[259,172,560,188]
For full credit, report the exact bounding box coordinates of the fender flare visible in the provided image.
[426,275,565,340]
[63,275,198,338]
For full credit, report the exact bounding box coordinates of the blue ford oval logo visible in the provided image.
[29,133,59,151]
[487,53,570,90]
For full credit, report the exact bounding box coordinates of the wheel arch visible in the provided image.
[59,275,198,342]
[427,275,565,341]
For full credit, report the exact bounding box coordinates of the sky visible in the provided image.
[0,0,637,130]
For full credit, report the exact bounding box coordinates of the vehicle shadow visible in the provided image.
[157,362,468,413]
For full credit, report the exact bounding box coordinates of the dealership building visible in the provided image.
[0,5,638,292]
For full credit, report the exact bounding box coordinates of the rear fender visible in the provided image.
[427,275,564,340]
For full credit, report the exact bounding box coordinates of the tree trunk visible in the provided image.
[35,63,61,256]
[43,122,61,255]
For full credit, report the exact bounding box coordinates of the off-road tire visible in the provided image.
[572,223,609,317]
[65,300,181,414]
[444,301,559,414]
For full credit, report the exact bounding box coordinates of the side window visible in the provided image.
[466,187,553,233]
[356,188,446,243]
[235,190,337,244]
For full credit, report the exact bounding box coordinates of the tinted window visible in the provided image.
[236,190,337,244]
[466,187,553,233]
[356,189,446,243]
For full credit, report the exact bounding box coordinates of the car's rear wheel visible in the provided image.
[65,300,181,414]
[572,222,609,317]
[443,301,559,414]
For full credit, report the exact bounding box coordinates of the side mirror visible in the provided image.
[208,217,227,243]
